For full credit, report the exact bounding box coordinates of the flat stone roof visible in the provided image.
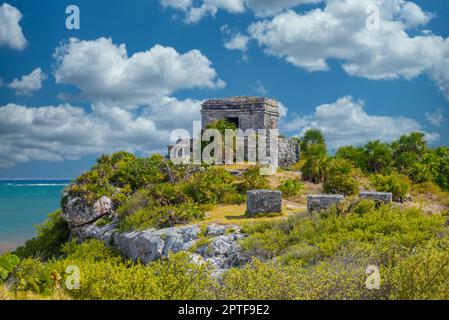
[202,96,279,108]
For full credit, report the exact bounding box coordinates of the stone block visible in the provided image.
[360,191,393,204]
[307,194,344,212]
[246,190,282,216]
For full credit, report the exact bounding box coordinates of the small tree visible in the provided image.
[363,140,392,174]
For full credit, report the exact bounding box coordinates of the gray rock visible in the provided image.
[307,194,344,212]
[206,223,240,236]
[78,222,117,242]
[360,191,392,204]
[74,222,248,271]
[196,233,247,269]
[246,190,282,216]
[62,194,113,227]
[114,225,201,264]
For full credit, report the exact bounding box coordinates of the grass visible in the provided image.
[196,203,304,227]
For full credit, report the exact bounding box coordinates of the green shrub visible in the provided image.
[183,167,238,204]
[67,152,168,206]
[237,166,270,194]
[384,239,449,299]
[323,158,359,196]
[13,240,215,300]
[119,202,205,231]
[241,206,445,263]
[301,146,329,184]
[277,179,304,197]
[15,210,70,260]
[352,199,377,216]
[371,173,411,202]
[0,254,20,282]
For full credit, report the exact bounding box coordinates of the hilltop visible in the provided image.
[1,130,449,300]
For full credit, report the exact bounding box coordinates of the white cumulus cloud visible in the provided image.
[0,3,27,50]
[0,98,204,168]
[249,0,449,100]
[0,36,226,168]
[160,0,321,23]
[7,68,47,95]
[283,96,439,149]
[54,37,225,106]
[425,108,444,127]
[224,32,250,51]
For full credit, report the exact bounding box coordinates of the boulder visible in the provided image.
[62,194,113,227]
[246,190,282,216]
[196,233,247,269]
[307,194,344,212]
[75,222,248,271]
[114,225,200,264]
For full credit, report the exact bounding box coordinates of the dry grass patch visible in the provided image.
[197,204,301,227]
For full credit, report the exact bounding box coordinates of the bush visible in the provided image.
[384,239,449,299]
[15,210,70,260]
[119,202,205,231]
[301,145,329,184]
[67,152,168,206]
[183,167,239,204]
[237,166,270,194]
[371,173,411,202]
[323,158,359,196]
[241,205,445,263]
[0,254,20,282]
[12,240,215,300]
[277,179,304,197]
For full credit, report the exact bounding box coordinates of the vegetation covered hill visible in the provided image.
[1,130,449,300]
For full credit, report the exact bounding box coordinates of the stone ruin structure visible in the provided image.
[201,96,280,131]
[168,96,300,167]
[307,195,345,212]
[307,191,394,212]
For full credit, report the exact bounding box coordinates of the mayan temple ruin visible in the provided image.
[168,96,300,167]
[200,96,280,131]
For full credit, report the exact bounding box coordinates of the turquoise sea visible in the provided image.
[0,180,70,253]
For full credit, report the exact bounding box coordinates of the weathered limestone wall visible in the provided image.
[278,138,300,167]
[167,136,300,168]
[360,191,393,204]
[201,97,280,130]
[246,190,282,216]
[307,195,344,212]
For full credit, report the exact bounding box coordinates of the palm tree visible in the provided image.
[363,140,392,173]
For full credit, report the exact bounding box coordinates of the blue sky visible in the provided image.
[0,0,448,179]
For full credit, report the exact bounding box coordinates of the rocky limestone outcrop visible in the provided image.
[78,222,248,271]
[62,192,113,227]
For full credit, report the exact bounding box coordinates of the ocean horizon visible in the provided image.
[0,180,70,253]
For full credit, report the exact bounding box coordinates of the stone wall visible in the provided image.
[201,97,280,131]
[167,136,300,168]
[307,195,344,212]
[360,191,393,204]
